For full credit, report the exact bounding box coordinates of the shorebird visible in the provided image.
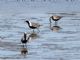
[21,33,29,45]
[49,16,62,25]
[25,21,41,32]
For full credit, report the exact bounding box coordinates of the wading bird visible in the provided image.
[49,16,62,25]
[25,21,41,32]
[21,33,29,46]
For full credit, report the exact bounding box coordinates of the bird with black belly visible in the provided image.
[25,20,41,32]
[21,33,29,46]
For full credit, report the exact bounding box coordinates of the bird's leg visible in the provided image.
[25,44,27,48]
[50,22,52,30]
[22,44,25,48]
[22,44,26,48]
[49,17,52,30]
[49,20,51,23]
[33,29,34,33]
[37,28,40,33]
[24,43,27,48]
[49,17,52,23]
[55,21,58,26]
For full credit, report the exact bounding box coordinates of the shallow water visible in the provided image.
[0,0,80,60]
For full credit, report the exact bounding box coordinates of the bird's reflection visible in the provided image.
[50,22,61,32]
[29,32,39,40]
[50,26,61,32]
[20,45,28,58]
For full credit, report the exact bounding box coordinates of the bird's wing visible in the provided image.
[31,22,40,27]
[53,16,61,19]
